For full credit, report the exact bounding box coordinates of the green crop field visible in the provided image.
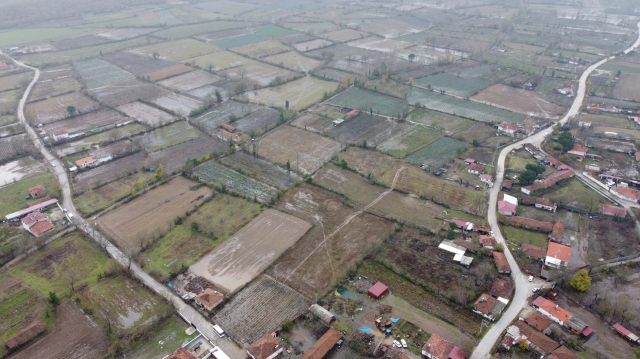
[408,109,473,133]
[212,33,269,48]
[328,88,407,117]
[193,162,276,202]
[0,28,84,47]
[0,173,60,217]
[503,226,549,248]
[74,172,157,216]
[404,137,468,167]
[413,73,491,98]
[254,24,298,38]
[130,38,220,61]
[378,125,444,158]
[409,88,526,124]
[182,50,249,71]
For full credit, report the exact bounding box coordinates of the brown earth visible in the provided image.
[613,73,640,102]
[471,84,564,119]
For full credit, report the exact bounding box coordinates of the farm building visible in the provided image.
[613,323,640,343]
[473,293,505,321]
[75,156,96,168]
[545,242,571,268]
[493,252,511,274]
[498,123,517,137]
[501,180,512,191]
[332,118,344,126]
[194,288,224,311]
[28,184,46,198]
[453,239,480,253]
[525,312,554,335]
[587,103,621,113]
[498,201,517,216]
[51,129,68,141]
[246,333,284,359]
[445,218,474,231]
[508,321,560,356]
[521,244,546,262]
[221,123,236,132]
[599,204,626,217]
[567,150,585,161]
[368,282,388,299]
[464,158,475,165]
[490,278,514,303]
[503,216,554,232]
[524,143,538,155]
[438,240,473,266]
[467,163,485,175]
[299,328,343,359]
[532,297,571,326]
[480,174,493,186]
[503,193,518,206]
[421,333,465,359]
[5,198,59,220]
[217,129,240,143]
[545,155,561,168]
[550,221,564,242]
[616,186,640,203]
[599,174,622,183]
[479,235,497,249]
[521,170,574,195]
[309,304,335,323]
[535,198,556,212]
[578,119,592,128]
[345,109,360,119]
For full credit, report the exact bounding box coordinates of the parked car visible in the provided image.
[401,339,407,348]
[393,340,401,348]
[529,276,533,282]
[532,287,540,293]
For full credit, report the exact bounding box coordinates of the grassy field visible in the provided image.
[0,173,59,217]
[502,226,549,248]
[0,28,83,47]
[211,33,269,48]
[234,39,291,58]
[0,72,31,92]
[378,125,444,158]
[0,277,50,351]
[129,38,220,61]
[506,154,535,171]
[182,50,249,71]
[542,178,611,212]
[405,137,469,168]
[129,316,196,359]
[241,76,336,110]
[74,172,156,216]
[413,73,491,98]
[328,87,407,117]
[193,162,276,202]
[140,193,262,279]
[7,232,109,296]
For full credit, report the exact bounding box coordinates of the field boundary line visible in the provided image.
[285,167,405,281]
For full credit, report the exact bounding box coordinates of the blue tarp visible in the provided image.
[358,327,372,333]
[168,283,173,288]
[390,318,400,323]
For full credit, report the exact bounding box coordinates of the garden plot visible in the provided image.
[197,28,253,41]
[98,176,212,251]
[102,52,185,78]
[90,78,167,107]
[613,73,640,102]
[182,51,249,71]
[471,84,564,119]
[378,125,444,158]
[96,27,160,41]
[0,134,37,164]
[348,36,412,53]
[323,29,366,43]
[24,92,99,125]
[211,33,269,49]
[116,101,175,127]
[187,84,228,101]
[148,137,226,174]
[294,39,332,52]
[218,60,296,87]
[74,58,134,88]
[192,101,261,134]
[216,276,309,343]
[263,51,323,72]
[328,87,406,117]
[141,121,203,152]
[38,64,73,81]
[62,140,133,167]
[50,34,110,50]
[234,40,291,58]
[232,107,279,133]
[44,108,125,135]
[456,121,500,145]
[0,277,48,348]
[150,93,203,115]
[29,77,82,101]
[193,161,276,202]
[158,71,221,92]
[269,184,395,297]
[409,87,525,124]
[405,137,468,168]
[129,38,220,61]
[241,76,335,110]
[146,64,193,82]
[278,33,315,46]
[222,152,300,189]
[258,126,342,174]
[313,68,358,83]
[413,73,491,98]
[328,113,408,146]
[73,152,145,191]
[191,209,311,294]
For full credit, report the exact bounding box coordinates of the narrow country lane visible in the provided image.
[3,53,246,359]
[470,21,640,359]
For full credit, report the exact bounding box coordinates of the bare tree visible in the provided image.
[66,270,78,292]
[238,67,246,79]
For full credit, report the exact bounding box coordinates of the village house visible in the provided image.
[453,239,480,253]
[507,321,560,356]
[480,174,493,186]
[545,242,571,268]
[525,312,554,335]
[490,278,514,304]
[300,328,343,359]
[493,252,511,274]
[569,129,585,143]
[464,158,475,165]
[501,180,512,191]
[567,150,585,161]
[194,288,224,311]
[532,297,571,326]
[51,130,68,141]
[522,170,574,195]
[551,346,581,359]
[467,163,485,175]
[498,201,517,216]
[221,123,236,132]
[247,333,284,359]
[21,212,54,237]
[616,186,640,203]
[479,235,497,250]
[521,244,546,262]
[445,218,474,231]
[217,129,241,143]
[28,184,46,198]
[473,293,505,321]
[535,198,557,212]
[573,143,588,153]
[524,143,538,155]
[75,156,96,169]
[578,119,592,128]
[498,123,517,137]
[599,204,626,217]
[165,347,197,359]
[24,219,54,237]
[422,333,465,359]
[545,155,561,168]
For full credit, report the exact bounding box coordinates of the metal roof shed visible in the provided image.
[309,304,335,323]
[368,282,388,299]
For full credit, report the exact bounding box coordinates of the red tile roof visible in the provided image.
[546,242,571,263]
[479,235,497,248]
[195,288,224,308]
[247,333,283,359]
[475,293,500,315]
[521,244,546,260]
[550,221,564,241]
[21,212,48,226]
[501,335,514,349]
[493,252,510,272]
[498,201,517,213]
[300,328,342,359]
[525,312,553,332]
[480,174,493,181]
[599,204,626,217]
[499,123,517,131]
[75,157,95,166]
[490,278,514,299]
[572,143,588,152]
[449,346,466,359]
[453,239,480,252]
[28,184,46,198]
[533,297,572,323]
[501,180,512,189]
[464,158,475,164]
[468,163,485,172]
[166,347,197,359]
[52,129,67,136]
[617,186,640,200]
[545,156,561,167]
[29,220,54,236]
[503,216,554,232]
[221,123,236,132]
[551,346,580,359]
[535,198,555,208]
[422,333,455,359]
[514,321,560,354]
[524,170,574,193]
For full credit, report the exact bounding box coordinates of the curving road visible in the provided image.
[470,21,640,359]
[4,54,246,359]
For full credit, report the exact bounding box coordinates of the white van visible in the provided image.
[68,213,75,220]
[213,324,225,337]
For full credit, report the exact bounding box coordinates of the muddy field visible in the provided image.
[192,101,261,134]
[10,302,110,359]
[612,73,640,102]
[216,276,309,344]
[190,209,310,294]
[258,125,342,174]
[242,76,336,111]
[268,184,395,297]
[232,107,279,134]
[24,92,99,125]
[116,101,175,127]
[471,84,564,119]
[98,176,212,251]
[347,36,412,53]
[42,108,125,136]
[148,136,226,173]
[38,64,73,82]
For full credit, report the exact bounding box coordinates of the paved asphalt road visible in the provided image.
[6,54,246,359]
[470,21,640,359]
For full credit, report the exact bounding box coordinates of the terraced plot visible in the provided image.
[74,58,134,88]
[193,161,276,202]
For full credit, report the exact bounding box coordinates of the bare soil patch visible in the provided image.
[471,84,564,119]
[613,73,640,102]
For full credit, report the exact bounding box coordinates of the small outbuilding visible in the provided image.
[28,184,46,198]
[367,281,388,299]
[309,304,335,323]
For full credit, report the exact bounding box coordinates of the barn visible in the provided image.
[367,282,388,299]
